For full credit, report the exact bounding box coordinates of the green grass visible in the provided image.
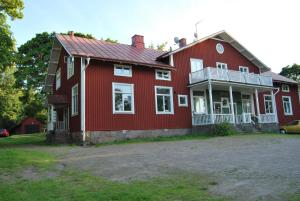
[0,170,226,201]
[0,133,46,146]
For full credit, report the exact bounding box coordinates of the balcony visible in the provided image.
[189,67,273,87]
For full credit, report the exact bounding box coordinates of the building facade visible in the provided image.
[45,31,300,144]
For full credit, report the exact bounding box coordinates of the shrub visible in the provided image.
[212,122,236,136]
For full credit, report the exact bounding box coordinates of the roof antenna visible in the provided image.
[194,19,204,40]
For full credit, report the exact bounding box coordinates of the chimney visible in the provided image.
[132,34,144,49]
[69,31,74,37]
[179,38,187,48]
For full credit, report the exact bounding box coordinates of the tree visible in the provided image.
[67,31,95,39]
[148,42,168,51]
[104,37,118,43]
[0,0,24,20]
[0,66,22,129]
[279,64,300,82]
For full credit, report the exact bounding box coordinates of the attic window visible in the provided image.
[216,43,224,54]
[114,65,132,77]
[282,84,289,92]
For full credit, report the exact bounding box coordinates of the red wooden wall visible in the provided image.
[53,49,81,132]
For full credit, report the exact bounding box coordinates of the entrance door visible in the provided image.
[242,94,252,113]
[63,108,69,130]
[193,96,206,114]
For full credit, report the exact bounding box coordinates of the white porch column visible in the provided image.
[271,89,278,123]
[229,86,235,124]
[190,88,194,125]
[81,57,86,143]
[255,88,261,123]
[208,81,214,124]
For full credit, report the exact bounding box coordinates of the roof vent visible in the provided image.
[132,34,144,49]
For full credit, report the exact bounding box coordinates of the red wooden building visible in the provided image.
[15,117,43,134]
[45,31,300,143]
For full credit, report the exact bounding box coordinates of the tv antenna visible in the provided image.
[194,19,204,39]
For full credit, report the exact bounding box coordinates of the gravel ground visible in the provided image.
[45,134,300,201]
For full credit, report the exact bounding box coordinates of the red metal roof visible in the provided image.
[56,34,172,69]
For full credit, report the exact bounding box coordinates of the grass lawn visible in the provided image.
[0,133,299,201]
[0,133,227,201]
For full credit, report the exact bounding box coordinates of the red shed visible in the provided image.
[15,117,44,134]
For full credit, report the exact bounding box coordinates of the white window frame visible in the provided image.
[216,62,228,70]
[71,84,79,116]
[190,58,203,73]
[282,84,290,92]
[221,97,229,108]
[282,96,293,115]
[114,64,132,77]
[56,68,61,90]
[264,95,273,114]
[178,95,188,107]
[155,86,174,114]
[239,66,249,73]
[155,69,171,81]
[112,82,135,114]
[67,56,74,79]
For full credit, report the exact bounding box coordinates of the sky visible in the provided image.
[8,0,300,73]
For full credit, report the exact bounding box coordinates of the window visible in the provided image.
[56,68,61,90]
[178,95,188,107]
[155,69,171,81]
[190,58,203,73]
[282,96,293,115]
[216,62,227,70]
[155,86,174,114]
[282,84,289,92]
[66,56,74,79]
[242,94,252,113]
[239,66,249,73]
[113,83,134,114]
[114,65,132,77]
[264,95,273,114]
[71,84,78,116]
[221,97,229,108]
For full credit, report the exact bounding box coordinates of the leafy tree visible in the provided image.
[0,66,22,129]
[148,42,168,51]
[67,31,95,39]
[0,0,24,20]
[104,37,118,43]
[279,64,300,82]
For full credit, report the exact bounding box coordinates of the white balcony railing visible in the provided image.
[260,114,277,123]
[47,121,67,131]
[189,67,273,86]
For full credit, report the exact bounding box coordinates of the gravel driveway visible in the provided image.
[50,134,300,201]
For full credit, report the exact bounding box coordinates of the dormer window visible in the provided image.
[114,65,132,77]
[155,69,171,81]
[282,84,289,92]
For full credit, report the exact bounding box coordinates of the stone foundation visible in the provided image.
[84,128,191,144]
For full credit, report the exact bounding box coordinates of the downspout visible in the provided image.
[81,57,90,145]
[272,87,280,123]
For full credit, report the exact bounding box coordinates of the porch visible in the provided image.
[189,79,278,126]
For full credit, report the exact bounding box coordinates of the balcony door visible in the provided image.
[242,94,252,114]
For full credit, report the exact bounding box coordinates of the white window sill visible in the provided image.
[113,111,135,114]
[179,104,188,107]
[114,74,132,77]
[71,113,78,117]
[156,78,171,81]
[156,112,174,115]
[284,113,293,116]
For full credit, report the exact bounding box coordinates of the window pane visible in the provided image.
[114,84,131,94]
[123,94,132,111]
[164,96,171,111]
[157,95,164,112]
[191,59,203,72]
[157,71,163,78]
[115,93,123,111]
[179,96,186,104]
[157,88,170,94]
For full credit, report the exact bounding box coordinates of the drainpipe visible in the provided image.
[272,87,280,123]
[81,57,90,145]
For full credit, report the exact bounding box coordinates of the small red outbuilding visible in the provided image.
[15,117,44,134]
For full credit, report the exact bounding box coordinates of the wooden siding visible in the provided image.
[85,60,191,131]
[53,49,81,132]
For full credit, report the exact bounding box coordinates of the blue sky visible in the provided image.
[9,0,300,73]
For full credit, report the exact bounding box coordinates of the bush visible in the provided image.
[212,122,236,136]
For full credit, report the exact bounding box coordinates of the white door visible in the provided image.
[190,58,203,73]
[193,96,206,114]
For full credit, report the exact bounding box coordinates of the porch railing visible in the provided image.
[214,114,234,124]
[235,113,252,124]
[260,114,276,123]
[189,67,273,86]
[193,113,251,126]
[47,121,67,131]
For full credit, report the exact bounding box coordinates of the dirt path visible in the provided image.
[40,135,300,201]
